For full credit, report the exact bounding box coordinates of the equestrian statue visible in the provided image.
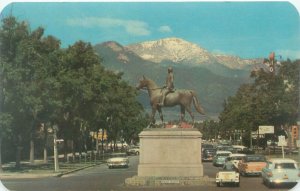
[136,68,205,127]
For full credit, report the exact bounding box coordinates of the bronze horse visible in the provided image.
[136,76,205,126]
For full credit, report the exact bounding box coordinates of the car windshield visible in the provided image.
[223,163,235,171]
[245,156,266,162]
[275,163,296,169]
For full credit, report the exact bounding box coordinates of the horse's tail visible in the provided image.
[190,90,205,115]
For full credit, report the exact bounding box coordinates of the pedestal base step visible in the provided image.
[125,176,214,187]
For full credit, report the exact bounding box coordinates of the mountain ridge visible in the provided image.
[126,37,262,70]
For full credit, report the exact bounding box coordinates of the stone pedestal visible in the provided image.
[125,128,214,187]
[138,128,203,177]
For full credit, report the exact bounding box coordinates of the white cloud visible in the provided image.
[158,25,172,33]
[66,17,150,36]
[276,49,300,60]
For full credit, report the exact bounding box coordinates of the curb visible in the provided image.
[55,163,100,177]
[0,163,103,180]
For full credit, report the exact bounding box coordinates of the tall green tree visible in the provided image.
[0,16,150,166]
[219,59,299,147]
[0,16,32,168]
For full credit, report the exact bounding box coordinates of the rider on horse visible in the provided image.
[158,67,174,106]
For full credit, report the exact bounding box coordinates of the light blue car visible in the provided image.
[212,151,232,167]
[261,158,300,188]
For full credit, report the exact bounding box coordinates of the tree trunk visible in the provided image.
[43,148,47,164]
[96,131,99,154]
[15,146,22,169]
[15,135,22,169]
[43,124,48,164]
[64,140,67,162]
[29,139,34,164]
[29,116,38,165]
[0,137,3,172]
[71,139,75,162]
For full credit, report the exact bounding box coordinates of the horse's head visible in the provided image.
[136,76,148,90]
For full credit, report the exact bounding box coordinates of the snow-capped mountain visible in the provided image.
[126,37,260,69]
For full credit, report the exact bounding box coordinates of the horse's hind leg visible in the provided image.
[185,105,195,126]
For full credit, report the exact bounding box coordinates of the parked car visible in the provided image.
[213,151,232,167]
[262,158,299,188]
[238,155,267,176]
[229,153,246,169]
[232,145,247,153]
[202,148,216,162]
[126,146,140,155]
[237,147,255,154]
[106,153,129,169]
[108,142,128,149]
[216,158,240,187]
[216,145,234,153]
[202,143,214,152]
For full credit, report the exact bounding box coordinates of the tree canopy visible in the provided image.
[217,58,299,146]
[0,16,147,168]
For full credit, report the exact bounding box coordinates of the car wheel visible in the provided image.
[267,181,274,188]
[241,171,245,177]
[216,182,220,187]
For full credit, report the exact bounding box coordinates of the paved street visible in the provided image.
[2,156,295,191]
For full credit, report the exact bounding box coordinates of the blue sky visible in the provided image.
[1,2,300,59]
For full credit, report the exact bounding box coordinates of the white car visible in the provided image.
[262,158,300,188]
[216,161,240,187]
[106,153,129,169]
[107,142,128,149]
[126,146,140,155]
[232,145,247,152]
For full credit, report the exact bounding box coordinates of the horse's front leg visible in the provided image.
[157,107,164,124]
[149,107,157,127]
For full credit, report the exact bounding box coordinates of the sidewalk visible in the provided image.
[0,160,100,180]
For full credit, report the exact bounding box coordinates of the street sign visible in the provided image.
[92,129,108,140]
[278,135,287,146]
[296,140,300,148]
[259,126,274,134]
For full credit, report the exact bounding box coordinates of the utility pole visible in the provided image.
[53,126,59,172]
[53,125,63,172]
[297,123,300,162]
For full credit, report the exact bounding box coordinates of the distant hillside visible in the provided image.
[93,38,258,120]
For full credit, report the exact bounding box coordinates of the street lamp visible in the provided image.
[53,125,64,172]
